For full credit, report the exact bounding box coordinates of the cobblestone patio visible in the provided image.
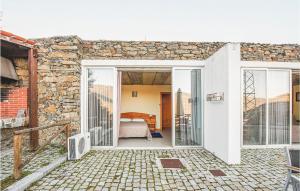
[0,144,65,181]
[26,148,291,190]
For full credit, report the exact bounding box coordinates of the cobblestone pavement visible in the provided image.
[26,148,291,190]
[0,144,65,180]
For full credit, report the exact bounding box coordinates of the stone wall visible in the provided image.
[82,41,225,60]
[241,43,300,62]
[83,40,300,61]
[34,36,82,143]
[34,36,300,144]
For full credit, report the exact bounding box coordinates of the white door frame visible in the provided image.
[81,66,118,149]
[172,67,204,148]
[81,60,205,149]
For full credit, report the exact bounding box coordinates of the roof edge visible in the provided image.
[0,30,35,47]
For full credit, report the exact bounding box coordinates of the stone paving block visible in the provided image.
[0,144,65,181]
[26,148,289,190]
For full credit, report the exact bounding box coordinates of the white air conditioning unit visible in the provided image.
[68,133,91,160]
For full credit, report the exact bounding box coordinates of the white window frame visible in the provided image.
[81,66,118,149]
[241,67,292,148]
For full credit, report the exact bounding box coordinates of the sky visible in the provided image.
[252,70,289,98]
[1,0,300,43]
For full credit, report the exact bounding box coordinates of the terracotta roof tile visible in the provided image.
[0,30,35,46]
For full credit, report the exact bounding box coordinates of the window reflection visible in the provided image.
[268,70,290,144]
[174,69,202,146]
[243,70,291,145]
[88,69,114,146]
[243,70,266,145]
[292,70,300,144]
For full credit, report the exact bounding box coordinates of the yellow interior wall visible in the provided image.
[121,85,171,129]
[293,85,300,121]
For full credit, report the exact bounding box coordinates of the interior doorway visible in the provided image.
[161,93,172,129]
[118,70,172,147]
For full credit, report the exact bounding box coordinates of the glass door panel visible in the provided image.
[292,70,300,144]
[268,70,290,144]
[88,68,114,146]
[173,69,202,146]
[243,70,267,145]
[242,69,291,146]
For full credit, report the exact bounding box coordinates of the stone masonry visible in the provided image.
[34,36,300,143]
[82,41,225,60]
[34,36,82,143]
[83,40,300,61]
[0,58,29,149]
[241,43,300,62]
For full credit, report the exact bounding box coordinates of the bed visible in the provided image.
[119,112,156,140]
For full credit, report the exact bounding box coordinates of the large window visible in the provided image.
[243,70,267,145]
[268,71,290,144]
[243,69,290,145]
[88,68,114,146]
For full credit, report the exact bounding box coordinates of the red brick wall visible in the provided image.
[0,87,28,118]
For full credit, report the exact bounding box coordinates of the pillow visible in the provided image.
[132,118,144,122]
[120,118,132,122]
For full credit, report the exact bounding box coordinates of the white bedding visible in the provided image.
[119,121,152,140]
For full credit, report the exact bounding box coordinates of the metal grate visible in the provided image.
[160,159,184,169]
[209,169,226,177]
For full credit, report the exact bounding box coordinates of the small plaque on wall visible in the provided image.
[207,92,224,102]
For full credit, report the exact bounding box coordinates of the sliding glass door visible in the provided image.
[242,69,291,146]
[243,70,267,145]
[268,70,290,144]
[173,68,202,146]
[292,70,300,144]
[87,68,115,146]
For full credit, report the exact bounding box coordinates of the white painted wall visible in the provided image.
[121,85,171,129]
[204,43,241,164]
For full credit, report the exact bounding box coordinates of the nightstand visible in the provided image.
[148,123,156,132]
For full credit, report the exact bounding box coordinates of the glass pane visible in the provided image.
[174,69,202,146]
[292,70,300,144]
[88,69,114,146]
[243,70,267,145]
[268,70,290,144]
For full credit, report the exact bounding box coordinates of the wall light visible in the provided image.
[132,91,138,97]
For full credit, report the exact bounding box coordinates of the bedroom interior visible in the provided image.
[118,71,172,147]
[87,67,203,148]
